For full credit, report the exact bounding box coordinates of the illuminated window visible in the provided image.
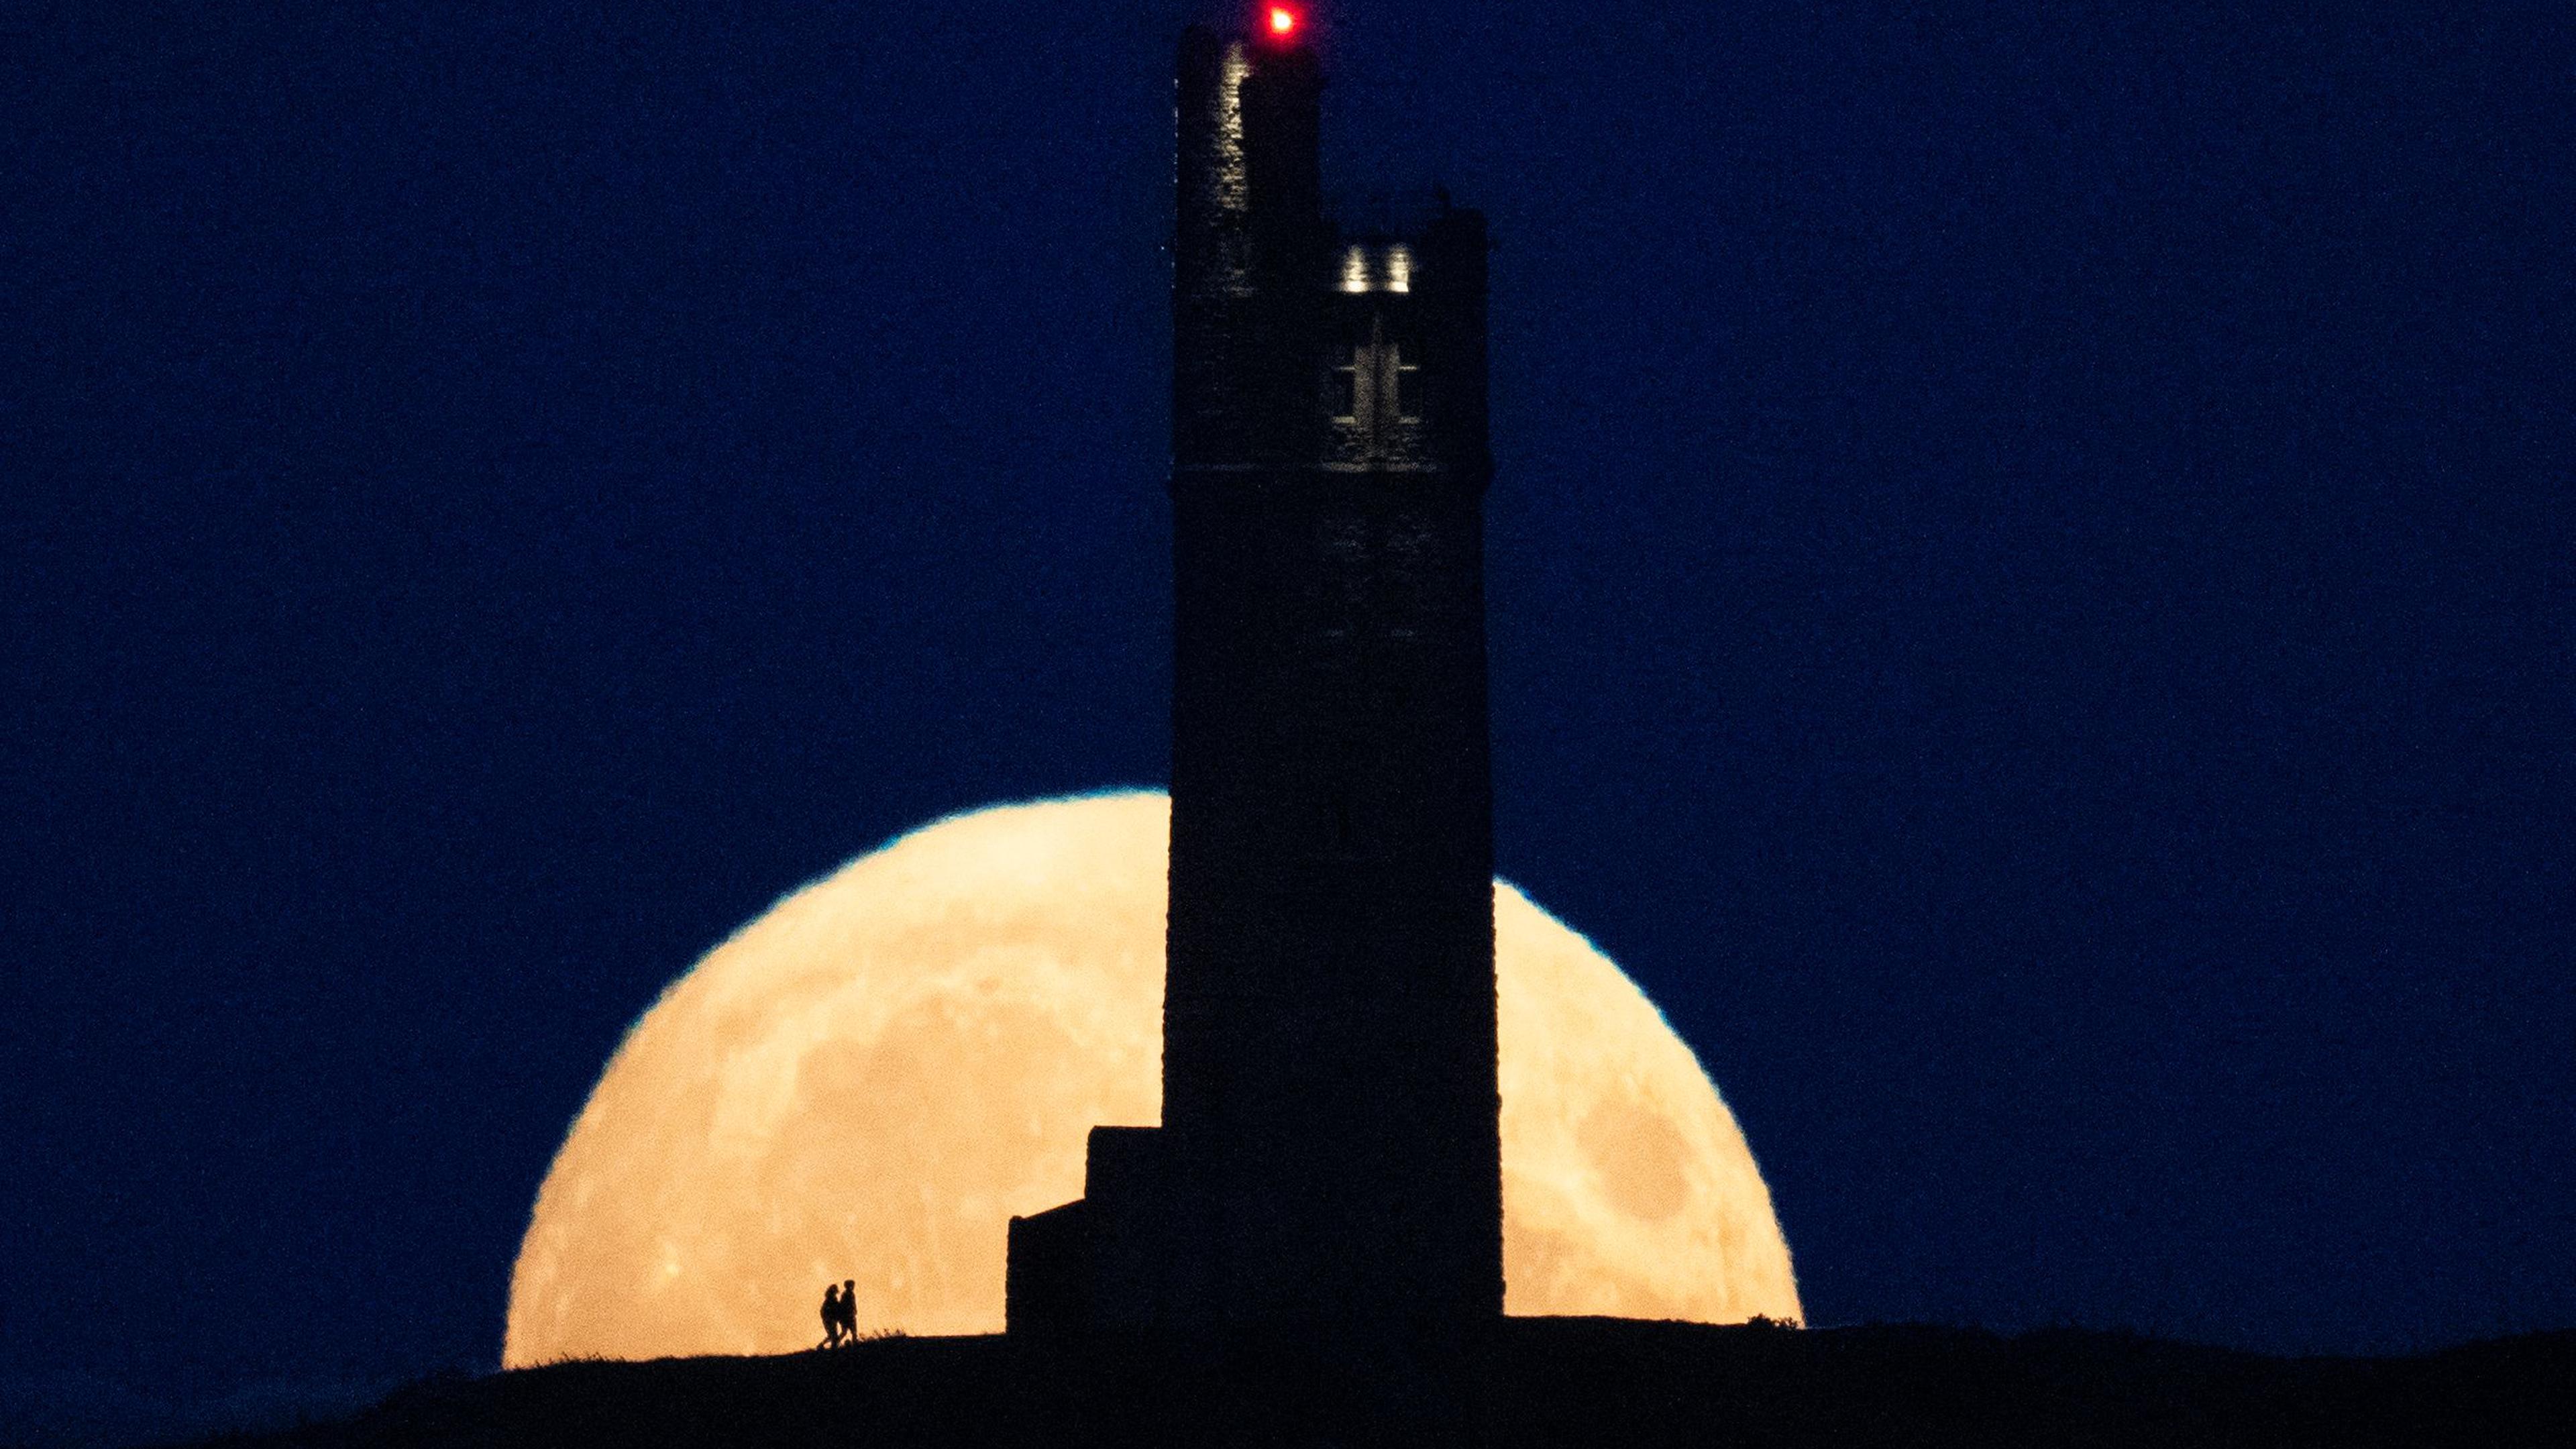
[1384,245,1413,293]
[1332,347,1362,421]
[1340,246,1369,294]
[1332,329,1424,437]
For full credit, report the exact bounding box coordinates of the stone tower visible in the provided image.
[1008,16,1499,1334]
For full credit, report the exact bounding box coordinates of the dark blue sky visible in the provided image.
[5,1,2571,1440]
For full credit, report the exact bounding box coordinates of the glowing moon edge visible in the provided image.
[504,791,1799,1364]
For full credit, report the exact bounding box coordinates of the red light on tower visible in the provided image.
[1267,7,1299,39]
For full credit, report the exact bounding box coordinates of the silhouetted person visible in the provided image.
[819,1283,843,1349]
[837,1279,857,1344]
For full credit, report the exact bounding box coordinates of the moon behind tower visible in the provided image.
[502,793,1800,1364]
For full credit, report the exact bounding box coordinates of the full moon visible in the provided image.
[504,792,1799,1364]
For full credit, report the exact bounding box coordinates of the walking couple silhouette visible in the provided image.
[818,1279,859,1348]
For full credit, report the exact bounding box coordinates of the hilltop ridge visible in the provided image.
[185,1317,2571,1448]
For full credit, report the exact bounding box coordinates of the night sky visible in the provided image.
[6,1,2571,1441]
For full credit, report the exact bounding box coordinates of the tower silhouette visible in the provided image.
[1008,17,1499,1334]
